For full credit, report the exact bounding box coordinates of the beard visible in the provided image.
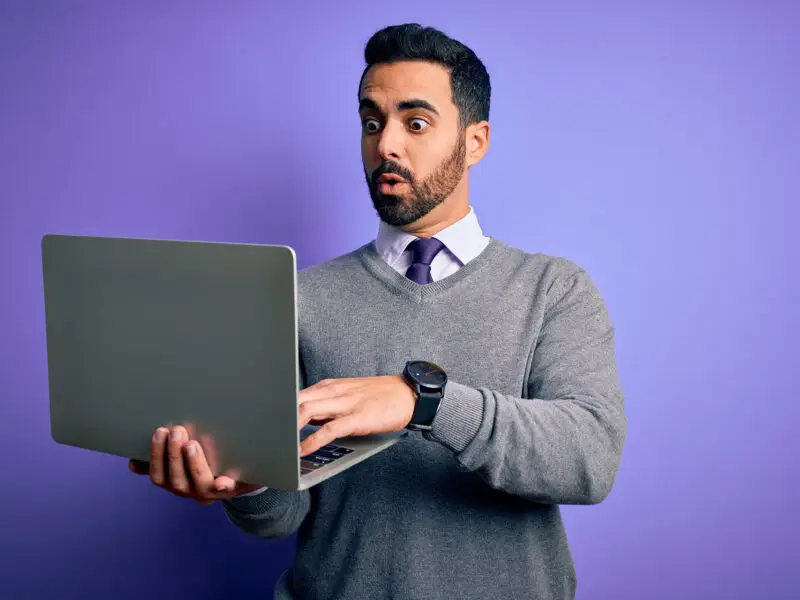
[364,132,466,227]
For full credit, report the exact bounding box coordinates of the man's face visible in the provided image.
[359,60,466,227]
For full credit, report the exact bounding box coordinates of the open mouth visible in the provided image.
[376,173,408,194]
[377,173,406,185]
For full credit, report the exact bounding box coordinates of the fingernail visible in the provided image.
[154,429,166,442]
[185,442,197,456]
[170,428,183,441]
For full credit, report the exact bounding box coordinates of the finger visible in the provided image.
[305,378,338,390]
[300,417,357,457]
[298,396,355,429]
[183,441,217,501]
[149,427,169,486]
[167,426,191,494]
[213,475,237,494]
[298,379,349,405]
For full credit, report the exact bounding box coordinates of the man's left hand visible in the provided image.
[298,375,417,457]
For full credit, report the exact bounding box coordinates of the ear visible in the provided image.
[465,121,490,168]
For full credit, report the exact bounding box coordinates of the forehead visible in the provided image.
[359,60,453,111]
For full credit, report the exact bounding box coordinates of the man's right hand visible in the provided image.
[129,425,264,505]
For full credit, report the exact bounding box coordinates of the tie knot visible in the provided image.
[408,237,446,266]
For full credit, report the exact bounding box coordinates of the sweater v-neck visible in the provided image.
[355,236,505,304]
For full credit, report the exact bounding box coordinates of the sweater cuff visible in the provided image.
[422,380,484,453]
[223,487,297,517]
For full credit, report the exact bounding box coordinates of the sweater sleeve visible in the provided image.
[422,268,627,505]
[221,487,311,539]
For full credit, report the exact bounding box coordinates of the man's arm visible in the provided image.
[221,488,311,539]
[423,269,627,505]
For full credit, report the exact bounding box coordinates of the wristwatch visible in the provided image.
[402,360,447,431]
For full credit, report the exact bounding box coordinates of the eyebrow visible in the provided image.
[359,97,440,117]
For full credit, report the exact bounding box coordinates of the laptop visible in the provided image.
[40,234,407,492]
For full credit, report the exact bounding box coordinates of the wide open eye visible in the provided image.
[362,118,382,134]
[409,118,429,132]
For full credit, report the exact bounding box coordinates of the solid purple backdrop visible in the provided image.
[1,1,797,599]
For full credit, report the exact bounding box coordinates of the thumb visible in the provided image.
[213,476,236,492]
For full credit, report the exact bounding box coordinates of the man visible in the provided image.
[130,23,627,600]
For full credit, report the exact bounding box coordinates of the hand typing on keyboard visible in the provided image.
[297,374,417,458]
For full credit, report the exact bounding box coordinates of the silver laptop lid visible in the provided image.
[41,234,303,489]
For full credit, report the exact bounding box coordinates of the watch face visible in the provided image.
[407,361,446,388]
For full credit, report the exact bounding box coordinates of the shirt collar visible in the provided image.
[374,205,488,268]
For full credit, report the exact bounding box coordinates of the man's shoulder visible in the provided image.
[497,242,605,313]
[297,242,371,285]
[495,239,585,283]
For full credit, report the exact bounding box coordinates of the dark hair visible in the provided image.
[358,23,491,128]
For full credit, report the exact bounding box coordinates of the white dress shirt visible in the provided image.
[374,205,491,281]
[236,205,490,497]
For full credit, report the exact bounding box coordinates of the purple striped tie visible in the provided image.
[405,237,446,284]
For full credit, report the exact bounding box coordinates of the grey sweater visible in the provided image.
[222,237,627,600]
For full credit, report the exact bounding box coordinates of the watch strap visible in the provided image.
[408,389,443,431]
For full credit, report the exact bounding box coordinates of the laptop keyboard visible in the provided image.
[300,443,355,475]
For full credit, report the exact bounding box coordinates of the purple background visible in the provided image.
[1,1,797,598]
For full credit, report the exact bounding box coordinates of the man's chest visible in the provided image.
[297,289,544,397]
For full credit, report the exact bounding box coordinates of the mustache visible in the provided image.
[371,162,414,186]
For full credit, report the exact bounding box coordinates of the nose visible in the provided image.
[377,119,404,162]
